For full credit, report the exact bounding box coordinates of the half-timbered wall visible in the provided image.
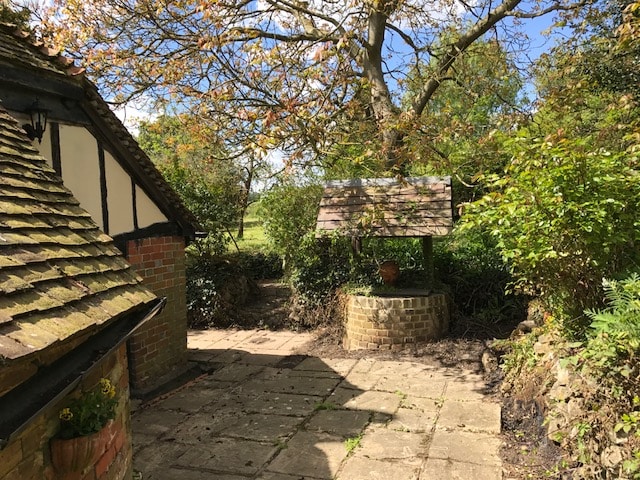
[15,120,170,237]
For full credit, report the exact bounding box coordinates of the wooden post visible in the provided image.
[422,236,434,290]
[351,236,362,256]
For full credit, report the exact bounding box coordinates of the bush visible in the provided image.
[466,133,640,332]
[546,273,640,478]
[185,253,260,329]
[434,229,527,326]
[259,182,323,271]
[234,251,283,280]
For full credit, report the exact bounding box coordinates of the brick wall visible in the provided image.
[0,344,133,480]
[125,236,187,393]
[344,294,450,350]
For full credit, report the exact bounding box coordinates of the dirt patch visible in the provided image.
[500,397,565,479]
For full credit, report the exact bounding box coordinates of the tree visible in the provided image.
[138,114,245,253]
[138,113,271,240]
[464,2,640,329]
[0,1,30,27]
[40,0,592,173]
[402,36,526,196]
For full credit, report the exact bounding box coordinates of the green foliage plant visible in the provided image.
[58,379,117,439]
[546,274,640,478]
[344,434,363,454]
[160,159,242,256]
[465,131,640,331]
[314,401,337,411]
[259,182,323,272]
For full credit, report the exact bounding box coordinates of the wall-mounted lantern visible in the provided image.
[22,99,49,143]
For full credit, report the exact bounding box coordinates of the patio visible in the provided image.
[131,329,502,479]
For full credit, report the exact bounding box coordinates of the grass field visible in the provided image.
[233,203,270,252]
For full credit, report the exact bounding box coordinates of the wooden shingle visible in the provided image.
[316,177,454,237]
[0,106,156,362]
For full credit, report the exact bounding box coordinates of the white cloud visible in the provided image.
[112,99,159,138]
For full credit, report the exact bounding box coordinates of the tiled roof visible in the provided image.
[0,23,200,237]
[0,105,157,362]
[316,177,454,237]
[0,26,82,77]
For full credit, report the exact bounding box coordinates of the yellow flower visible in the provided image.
[100,378,112,395]
[59,408,73,421]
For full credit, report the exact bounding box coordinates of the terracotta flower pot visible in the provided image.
[50,423,111,476]
[379,260,400,285]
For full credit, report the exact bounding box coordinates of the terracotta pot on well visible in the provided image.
[50,423,111,477]
[379,260,400,285]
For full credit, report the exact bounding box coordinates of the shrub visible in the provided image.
[466,133,640,332]
[185,253,260,329]
[259,182,323,271]
[234,251,283,280]
[540,273,640,478]
[434,229,526,326]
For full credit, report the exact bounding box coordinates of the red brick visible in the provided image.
[95,445,116,478]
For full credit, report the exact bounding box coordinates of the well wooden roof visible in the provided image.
[316,177,453,237]
[0,105,157,362]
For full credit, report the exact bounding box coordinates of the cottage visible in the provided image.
[0,23,201,393]
[0,100,163,478]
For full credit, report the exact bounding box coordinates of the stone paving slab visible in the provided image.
[338,456,421,480]
[265,431,347,479]
[133,329,504,479]
[306,409,372,437]
[437,399,502,434]
[420,459,503,480]
[175,438,278,476]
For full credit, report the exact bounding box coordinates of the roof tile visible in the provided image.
[0,104,157,362]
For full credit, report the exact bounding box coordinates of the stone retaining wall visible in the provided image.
[344,294,449,350]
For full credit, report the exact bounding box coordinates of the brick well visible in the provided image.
[344,293,450,350]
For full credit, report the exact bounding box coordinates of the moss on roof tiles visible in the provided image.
[6,320,64,351]
[0,215,95,231]
[122,285,157,304]
[56,257,129,277]
[0,215,53,229]
[0,290,65,321]
[15,264,64,285]
[0,272,33,294]
[47,216,96,230]
[8,245,78,263]
[0,104,157,363]
[81,271,138,295]
[0,231,39,245]
[0,172,69,194]
[0,334,35,360]
[0,200,31,215]
[0,255,25,268]
[37,228,91,246]
[78,300,121,325]
[0,29,70,76]
[0,185,81,206]
[79,230,112,244]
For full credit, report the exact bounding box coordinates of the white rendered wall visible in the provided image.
[58,124,103,230]
[104,150,134,235]
[135,185,167,228]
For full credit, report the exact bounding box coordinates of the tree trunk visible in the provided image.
[236,163,254,239]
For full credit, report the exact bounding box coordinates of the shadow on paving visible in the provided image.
[131,346,500,480]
